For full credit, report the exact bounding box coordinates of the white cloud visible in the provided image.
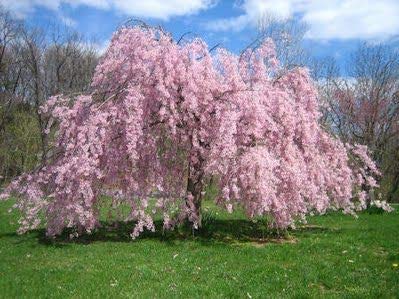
[59,15,77,27]
[303,1,399,40]
[206,0,399,40]
[206,14,249,32]
[0,0,215,20]
[206,0,300,32]
[109,0,215,20]
[92,39,110,55]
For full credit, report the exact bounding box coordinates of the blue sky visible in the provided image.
[2,0,399,72]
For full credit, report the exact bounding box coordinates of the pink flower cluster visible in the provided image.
[0,26,389,238]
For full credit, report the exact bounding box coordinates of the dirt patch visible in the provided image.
[299,224,325,229]
[234,236,298,247]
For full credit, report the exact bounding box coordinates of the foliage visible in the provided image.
[0,25,389,239]
[0,108,42,179]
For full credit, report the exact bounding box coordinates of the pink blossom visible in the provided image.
[0,26,387,238]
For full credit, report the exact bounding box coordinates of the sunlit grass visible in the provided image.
[0,200,398,298]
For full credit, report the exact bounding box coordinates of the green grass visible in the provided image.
[0,200,398,298]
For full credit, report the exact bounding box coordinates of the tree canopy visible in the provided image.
[1,25,388,238]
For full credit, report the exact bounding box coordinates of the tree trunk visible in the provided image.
[186,157,204,228]
[388,170,399,202]
[363,184,372,208]
[187,176,203,225]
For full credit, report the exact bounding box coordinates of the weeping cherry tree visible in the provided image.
[1,25,390,238]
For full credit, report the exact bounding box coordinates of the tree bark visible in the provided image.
[186,157,204,228]
[187,176,203,224]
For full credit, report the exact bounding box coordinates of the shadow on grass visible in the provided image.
[0,216,339,248]
[0,206,345,248]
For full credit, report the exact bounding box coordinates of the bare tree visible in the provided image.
[0,7,24,132]
[43,27,98,96]
[321,43,399,201]
[257,14,310,69]
[0,6,99,181]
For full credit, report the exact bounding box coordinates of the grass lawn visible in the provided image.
[0,200,398,298]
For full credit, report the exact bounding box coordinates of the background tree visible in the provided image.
[321,43,399,201]
[0,6,99,182]
[256,14,310,70]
